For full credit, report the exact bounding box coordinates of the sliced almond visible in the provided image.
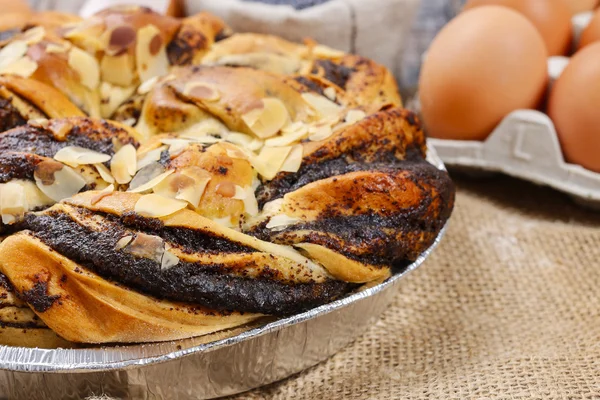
[129,168,174,194]
[280,144,303,173]
[308,124,333,141]
[115,235,134,251]
[241,97,289,139]
[129,161,166,190]
[263,198,284,214]
[68,47,100,90]
[138,76,159,94]
[321,113,341,126]
[161,247,179,270]
[266,214,302,231]
[45,42,71,54]
[34,160,86,202]
[137,145,167,171]
[0,41,28,70]
[251,146,293,180]
[182,82,221,102]
[1,179,52,214]
[175,167,211,208]
[135,24,169,83]
[301,92,342,118]
[63,19,105,52]
[282,121,305,133]
[226,132,264,151]
[110,144,137,184]
[121,118,137,127]
[232,185,247,200]
[0,56,38,78]
[264,124,308,147]
[22,27,46,45]
[344,109,367,125]
[100,54,135,87]
[124,232,164,262]
[312,44,345,59]
[233,185,259,216]
[90,184,115,204]
[94,163,115,183]
[323,87,337,101]
[0,182,27,225]
[134,194,188,218]
[99,82,136,118]
[161,138,191,158]
[54,146,111,166]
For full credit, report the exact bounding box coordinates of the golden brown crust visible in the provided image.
[0,75,84,119]
[0,8,454,345]
[0,233,260,343]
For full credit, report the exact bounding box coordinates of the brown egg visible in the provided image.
[419,6,548,141]
[579,8,600,49]
[464,0,573,55]
[569,0,598,15]
[548,42,600,172]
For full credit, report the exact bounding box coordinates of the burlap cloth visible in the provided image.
[228,172,600,399]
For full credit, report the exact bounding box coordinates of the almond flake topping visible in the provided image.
[134,194,188,218]
[115,235,134,251]
[0,182,27,225]
[135,24,169,82]
[266,214,302,231]
[251,145,293,180]
[161,247,180,270]
[308,124,333,141]
[323,87,337,101]
[110,144,137,184]
[241,97,289,139]
[22,27,45,45]
[301,92,342,118]
[0,56,38,78]
[0,41,28,70]
[33,160,86,202]
[123,232,164,262]
[94,163,115,183]
[68,47,100,90]
[129,168,174,194]
[54,146,111,166]
[137,145,167,171]
[280,144,303,173]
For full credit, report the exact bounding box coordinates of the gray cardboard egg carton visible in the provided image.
[428,11,600,208]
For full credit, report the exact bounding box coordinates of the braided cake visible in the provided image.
[0,6,454,345]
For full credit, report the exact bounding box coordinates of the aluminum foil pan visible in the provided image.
[0,146,448,400]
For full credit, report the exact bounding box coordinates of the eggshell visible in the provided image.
[569,0,598,15]
[578,8,600,49]
[464,0,573,55]
[548,42,600,173]
[419,6,548,141]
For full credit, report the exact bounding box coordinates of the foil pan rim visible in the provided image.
[0,144,447,374]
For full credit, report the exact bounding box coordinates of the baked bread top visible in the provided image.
[0,5,454,344]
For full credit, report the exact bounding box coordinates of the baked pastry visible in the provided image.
[0,6,454,345]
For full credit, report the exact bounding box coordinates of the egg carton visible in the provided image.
[427,11,600,209]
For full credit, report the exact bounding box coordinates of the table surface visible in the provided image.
[230,172,600,400]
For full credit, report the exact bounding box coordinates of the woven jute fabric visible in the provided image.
[231,173,600,400]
